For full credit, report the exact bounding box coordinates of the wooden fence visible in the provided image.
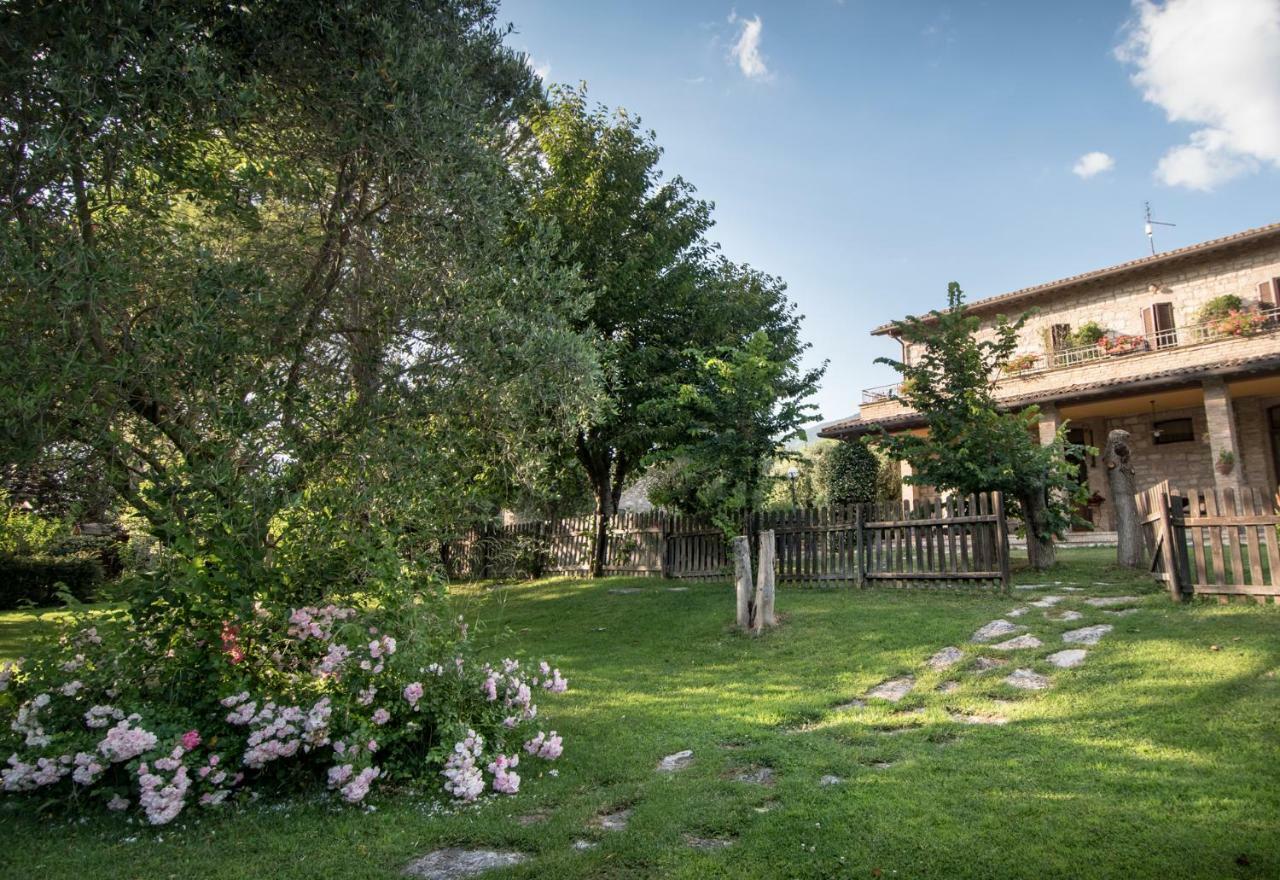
[1136,481,1280,603]
[447,492,1010,590]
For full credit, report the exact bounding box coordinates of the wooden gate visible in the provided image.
[1135,481,1280,603]
[859,493,1010,590]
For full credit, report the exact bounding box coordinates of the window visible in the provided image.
[1050,323,1072,350]
[1153,417,1194,444]
[1141,301,1177,348]
[1260,279,1280,308]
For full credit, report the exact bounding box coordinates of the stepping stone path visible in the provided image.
[571,840,598,851]
[1104,608,1139,617]
[938,680,960,694]
[1085,596,1141,607]
[1006,606,1030,617]
[608,588,643,595]
[949,711,1008,725]
[1004,668,1052,690]
[819,774,843,786]
[972,656,1007,673]
[927,647,964,670]
[666,586,689,592]
[593,807,631,831]
[657,750,694,772]
[834,698,866,711]
[733,767,776,786]
[971,619,1023,642]
[867,675,915,702]
[1046,609,1083,622]
[990,634,1042,651]
[1046,649,1087,668]
[1062,624,1113,645]
[404,850,529,880]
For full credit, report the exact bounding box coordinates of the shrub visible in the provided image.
[0,555,103,609]
[0,502,68,557]
[1069,321,1106,347]
[821,440,880,505]
[0,591,569,824]
[46,535,124,578]
[1198,295,1244,324]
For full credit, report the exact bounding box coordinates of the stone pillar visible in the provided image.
[1201,378,1244,495]
[1037,402,1061,446]
[899,458,916,505]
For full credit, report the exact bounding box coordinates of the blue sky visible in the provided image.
[500,0,1280,428]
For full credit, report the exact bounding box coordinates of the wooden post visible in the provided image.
[1155,487,1184,602]
[1103,429,1145,568]
[754,530,776,633]
[733,536,753,629]
[994,492,1012,592]
[855,504,866,588]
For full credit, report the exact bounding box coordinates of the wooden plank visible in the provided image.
[1192,583,1280,596]
[866,570,1004,580]
[1241,489,1265,588]
[1204,489,1226,587]
[1188,489,1208,586]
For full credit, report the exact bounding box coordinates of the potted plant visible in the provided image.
[1004,353,1039,375]
[1100,333,1147,356]
[1216,449,1236,475]
[1214,309,1268,337]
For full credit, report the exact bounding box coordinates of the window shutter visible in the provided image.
[1141,305,1155,338]
[1153,301,1176,347]
[1259,279,1278,307]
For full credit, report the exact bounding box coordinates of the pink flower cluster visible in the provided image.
[84,705,124,729]
[287,605,356,642]
[442,729,485,801]
[487,753,520,795]
[403,681,424,708]
[72,751,105,785]
[327,764,380,803]
[2,753,68,791]
[138,759,190,824]
[12,693,51,747]
[523,730,563,761]
[97,717,158,763]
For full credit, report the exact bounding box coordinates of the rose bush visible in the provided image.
[0,592,568,825]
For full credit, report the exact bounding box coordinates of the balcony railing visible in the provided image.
[859,306,1280,406]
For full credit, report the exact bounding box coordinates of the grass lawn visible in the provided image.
[1,549,1277,879]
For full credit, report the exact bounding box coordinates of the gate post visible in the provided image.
[994,492,1012,592]
[1155,487,1184,602]
[855,504,866,588]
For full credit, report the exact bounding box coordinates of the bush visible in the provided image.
[0,590,569,824]
[1198,294,1244,323]
[46,535,124,578]
[0,502,68,557]
[0,555,103,609]
[1069,321,1106,347]
[821,441,880,505]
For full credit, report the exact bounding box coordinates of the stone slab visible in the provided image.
[990,634,1042,651]
[971,620,1023,643]
[404,850,529,879]
[972,656,1008,673]
[1085,596,1142,607]
[1046,609,1083,622]
[1046,649,1087,668]
[733,767,776,786]
[1062,624,1113,645]
[593,808,631,831]
[657,750,694,772]
[866,676,915,702]
[1030,595,1065,608]
[1004,668,1052,690]
[927,646,964,670]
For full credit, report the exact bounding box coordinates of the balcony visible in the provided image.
[859,305,1280,410]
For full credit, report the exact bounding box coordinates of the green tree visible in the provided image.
[875,284,1086,569]
[524,87,809,573]
[0,1,600,616]
[820,440,881,506]
[659,330,823,536]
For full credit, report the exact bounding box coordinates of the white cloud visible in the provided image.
[1117,0,1280,190]
[1072,151,1116,179]
[729,12,771,81]
[525,54,551,83]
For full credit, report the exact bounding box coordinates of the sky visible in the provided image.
[500,0,1280,429]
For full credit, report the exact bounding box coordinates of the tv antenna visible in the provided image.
[1144,202,1175,255]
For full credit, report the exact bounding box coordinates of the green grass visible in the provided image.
[1,549,1278,879]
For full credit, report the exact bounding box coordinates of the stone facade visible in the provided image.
[825,224,1280,530]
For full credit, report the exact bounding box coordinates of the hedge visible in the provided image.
[0,554,104,610]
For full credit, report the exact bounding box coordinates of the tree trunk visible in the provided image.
[1020,488,1056,570]
[1103,428,1144,568]
[576,433,614,578]
[733,535,753,629]
[753,529,776,633]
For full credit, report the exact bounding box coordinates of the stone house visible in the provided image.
[818,221,1280,534]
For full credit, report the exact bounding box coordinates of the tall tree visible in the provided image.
[876,284,1087,570]
[0,0,600,608]
[524,87,807,574]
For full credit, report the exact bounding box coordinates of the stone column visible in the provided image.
[1201,378,1244,495]
[1037,401,1061,446]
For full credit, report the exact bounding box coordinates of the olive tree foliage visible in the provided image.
[875,284,1088,570]
[0,1,600,611]
[522,86,812,573]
